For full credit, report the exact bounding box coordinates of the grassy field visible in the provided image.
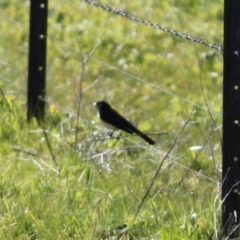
[1,0,223,239]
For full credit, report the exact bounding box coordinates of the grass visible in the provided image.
[0,0,223,239]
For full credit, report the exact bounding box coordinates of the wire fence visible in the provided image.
[1,0,223,176]
[85,0,223,51]
[1,0,223,238]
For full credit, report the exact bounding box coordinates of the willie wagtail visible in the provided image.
[93,100,155,145]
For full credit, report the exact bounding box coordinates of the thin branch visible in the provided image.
[193,39,222,142]
[0,86,15,117]
[135,109,196,217]
[12,146,40,157]
[42,124,57,164]
[74,39,103,147]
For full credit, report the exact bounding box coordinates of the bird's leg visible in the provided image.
[107,131,114,137]
[107,131,121,141]
[116,132,122,140]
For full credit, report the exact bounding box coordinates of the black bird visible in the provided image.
[93,100,155,145]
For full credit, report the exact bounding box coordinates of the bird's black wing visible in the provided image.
[100,108,134,134]
[100,108,155,144]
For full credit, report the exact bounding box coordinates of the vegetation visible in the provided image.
[1,0,223,239]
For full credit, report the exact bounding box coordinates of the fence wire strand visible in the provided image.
[85,0,223,51]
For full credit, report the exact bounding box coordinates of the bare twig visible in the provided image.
[193,40,222,142]
[174,126,220,190]
[135,109,196,216]
[194,41,222,179]
[42,124,57,164]
[0,86,15,117]
[12,146,40,157]
[74,40,103,147]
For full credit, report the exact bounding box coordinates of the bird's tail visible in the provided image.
[139,132,155,145]
[132,127,155,145]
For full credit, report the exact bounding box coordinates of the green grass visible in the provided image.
[0,0,223,239]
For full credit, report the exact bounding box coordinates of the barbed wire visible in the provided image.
[85,0,223,51]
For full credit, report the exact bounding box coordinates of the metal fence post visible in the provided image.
[223,0,240,238]
[27,0,48,122]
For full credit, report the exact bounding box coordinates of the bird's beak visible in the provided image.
[93,102,97,106]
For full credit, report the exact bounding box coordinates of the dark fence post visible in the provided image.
[222,0,240,238]
[27,0,48,122]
